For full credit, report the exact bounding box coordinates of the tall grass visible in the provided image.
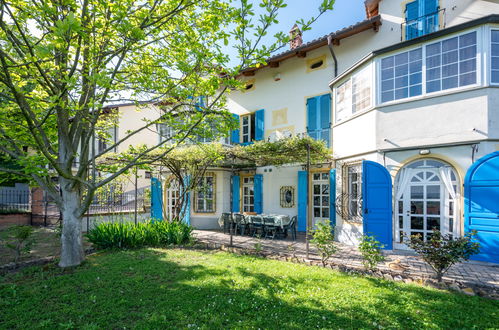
[86,220,193,249]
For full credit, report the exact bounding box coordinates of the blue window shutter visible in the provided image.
[231,114,240,144]
[307,97,318,140]
[255,109,265,141]
[329,169,336,227]
[254,174,263,213]
[297,171,308,232]
[406,1,420,40]
[362,161,393,249]
[182,175,191,225]
[151,177,163,221]
[320,94,331,148]
[232,175,240,213]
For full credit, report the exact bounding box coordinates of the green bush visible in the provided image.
[86,220,193,250]
[407,230,480,282]
[359,235,385,271]
[311,220,337,267]
[2,225,35,263]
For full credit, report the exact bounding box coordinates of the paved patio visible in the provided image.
[193,230,499,292]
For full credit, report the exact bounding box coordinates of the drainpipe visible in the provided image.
[327,35,338,78]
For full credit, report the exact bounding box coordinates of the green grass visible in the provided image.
[1,249,497,329]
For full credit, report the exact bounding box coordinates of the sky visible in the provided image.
[225,0,367,65]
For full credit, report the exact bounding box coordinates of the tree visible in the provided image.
[0,0,334,267]
[311,220,337,267]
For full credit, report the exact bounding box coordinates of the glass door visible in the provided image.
[312,172,330,228]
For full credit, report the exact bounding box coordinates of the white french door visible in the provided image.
[394,160,459,249]
[312,172,330,228]
[166,179,180,220]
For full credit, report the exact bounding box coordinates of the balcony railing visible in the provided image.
[401,8,446,41]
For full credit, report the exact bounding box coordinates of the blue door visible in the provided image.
[465,151,499,263]
[362,161,393,249]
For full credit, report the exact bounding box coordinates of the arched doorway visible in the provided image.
[394,159,459,249]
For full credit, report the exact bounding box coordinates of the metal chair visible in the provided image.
[281,216,297,240]
[221,213,231,234]
[249,215,264,237]
[234,213,247,235]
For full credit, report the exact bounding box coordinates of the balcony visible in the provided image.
[401,8,446,41]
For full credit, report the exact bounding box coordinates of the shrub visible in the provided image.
[311,220,337,267]
[407,230,480,282]
[358,235,385,271]
[3,225,35,263]
[86,220,193,250]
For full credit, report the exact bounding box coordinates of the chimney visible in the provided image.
[289,24,303,49]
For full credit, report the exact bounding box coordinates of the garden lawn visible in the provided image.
[1,249,498,329]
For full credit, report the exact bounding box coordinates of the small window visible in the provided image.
[243,79,255,92]
[307,55,326,72]
[195,173,216,213]
[310,60,324,69]
[241,113,256,144]
[144,171,152,179]
[245,83,254,90]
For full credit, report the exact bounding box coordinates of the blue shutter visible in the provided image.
[182,175,191,225]
[255,109,265,141]
[254,174,263,213]
[362,161,393,249]
[297,171,308,232]
[151,177,163,221]
[231,114,240,144]
[329,169,336,227]
[465,151,499,263]
[406,1,420,40]
[320,94,331,148]
[307,97,318,140]
[232,175,240,213]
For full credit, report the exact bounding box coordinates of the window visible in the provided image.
[426,31,477,93]
[96,126,117,154]
[343,164,362,222]
[335,67,372,122]
[307,55,327,72]
[405,0,439,41]
[157,123,174,143]
[242,176,254,213]
[241,114,255,144]
[491,30,499,83]
[381,48,423,103]
[144,171,152,179]
[195,173,215,213]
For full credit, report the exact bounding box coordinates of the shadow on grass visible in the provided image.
[0,248,497,329]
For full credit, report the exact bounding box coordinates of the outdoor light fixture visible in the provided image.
[419,149,431,155]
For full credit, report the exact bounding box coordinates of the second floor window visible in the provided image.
[405,0,439,41]
[491,30,499,84]
[336,66,372,122]
[381,48,423,103]
[157,123,174,143]
[241,113,256,144]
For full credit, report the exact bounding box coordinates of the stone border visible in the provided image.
[192,241,499,300]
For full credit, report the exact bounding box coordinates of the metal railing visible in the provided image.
[401,8,446,41]
[0,189,31,213]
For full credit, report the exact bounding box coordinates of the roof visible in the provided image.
[240,15,382,76]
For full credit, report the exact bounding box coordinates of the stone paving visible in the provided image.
[193,230,499,291]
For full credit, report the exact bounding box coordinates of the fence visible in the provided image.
[0,185,151,230]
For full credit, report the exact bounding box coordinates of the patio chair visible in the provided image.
[221,213,232,234]
[234,213,247,235]
[249,215,264,237]
[263,216,278,239]
[281,216,297,241]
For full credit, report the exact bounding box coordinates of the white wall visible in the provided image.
[257,165,301,217]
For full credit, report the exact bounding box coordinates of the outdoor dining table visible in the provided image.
[257,214,291,229]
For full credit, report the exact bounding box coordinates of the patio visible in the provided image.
[193,229,499,295]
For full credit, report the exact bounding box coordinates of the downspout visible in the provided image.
[327,35,338,77]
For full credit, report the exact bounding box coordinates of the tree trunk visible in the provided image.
[59,177,85,267]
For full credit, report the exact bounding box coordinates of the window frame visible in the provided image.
[194,172,216,213]
[341,163,363,223]
[241,176,255,213]
[490,27,499,85]
[240,113,256,144]
[377,28,481,106]
[334,65,373,123]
